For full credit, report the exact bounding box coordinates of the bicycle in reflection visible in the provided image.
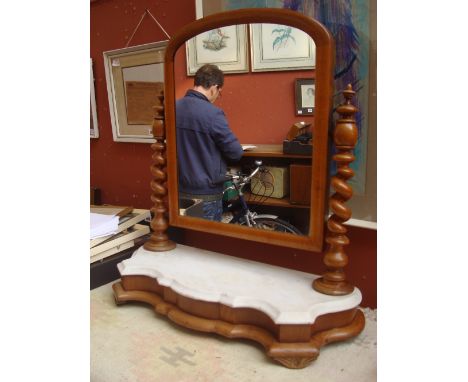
[222,160,302,235]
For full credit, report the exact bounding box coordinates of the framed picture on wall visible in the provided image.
[295,78,315,115]
[250,23,316,72]
[186,25,248,75]
[90,59,99,139]
[103,41,167,143]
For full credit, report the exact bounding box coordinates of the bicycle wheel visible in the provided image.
[241,217,302,235]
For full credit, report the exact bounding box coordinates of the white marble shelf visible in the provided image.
[118,244,362,325]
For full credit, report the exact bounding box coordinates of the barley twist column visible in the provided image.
[313,84,358,295]
[144,94,176,252]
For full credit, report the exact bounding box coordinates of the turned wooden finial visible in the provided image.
[144,93,176,252]
[313,84,358,295]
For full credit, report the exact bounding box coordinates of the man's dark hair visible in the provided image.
[194,64,224,89]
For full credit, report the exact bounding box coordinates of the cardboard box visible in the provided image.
[251,166,289,199]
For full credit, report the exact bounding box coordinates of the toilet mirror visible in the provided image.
[164,8,334,252]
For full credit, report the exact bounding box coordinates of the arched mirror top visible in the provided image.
[165,8,334,51]
[163,8,335,252]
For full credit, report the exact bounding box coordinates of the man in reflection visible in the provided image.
[176,64,243,221]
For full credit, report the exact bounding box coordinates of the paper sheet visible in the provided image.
[242,145,257,151]
[90,213,119,239]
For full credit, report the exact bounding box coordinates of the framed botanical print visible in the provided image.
[250,23,316,72]
[186,24,248,75]
[295,78,315,115]
[103,41,167,143]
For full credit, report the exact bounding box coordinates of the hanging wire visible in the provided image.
[146,9,171,39]
[125,11,147,47]
[125,9,171,48]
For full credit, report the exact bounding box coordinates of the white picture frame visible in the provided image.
[186,24,248,75]
[90,59,99,139]
[103,41,167,143]
[250,23,316,72]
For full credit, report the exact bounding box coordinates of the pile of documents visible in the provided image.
[90,206,151,263]
[91,213,119,239]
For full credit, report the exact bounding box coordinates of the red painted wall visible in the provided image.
[90,0,195,208]
[90,0,376,308]
[174,47,315,144]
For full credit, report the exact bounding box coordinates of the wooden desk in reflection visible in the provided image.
[241,144,311,159]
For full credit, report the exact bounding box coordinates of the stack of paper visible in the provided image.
[90,213,119,239]
[90,206,151,264]
[242,145,257,151]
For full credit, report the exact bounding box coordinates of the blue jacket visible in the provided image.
[176,90,243,195]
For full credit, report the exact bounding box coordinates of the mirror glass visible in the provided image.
[174,23,315,236]
[164,9,334,252]
[103,42,166,143]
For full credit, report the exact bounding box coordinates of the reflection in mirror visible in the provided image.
[103,41,166,143]
[122,64,164,125]
[164,8,334,252]
[174,23,316,236]
[185,24,248,75]
[250,23,316,72]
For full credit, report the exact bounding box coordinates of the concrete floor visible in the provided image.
[91,281,376,382]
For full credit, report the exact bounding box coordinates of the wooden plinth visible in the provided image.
[113,276,365,369]
[313,277,355,296]
[143,237,176,252]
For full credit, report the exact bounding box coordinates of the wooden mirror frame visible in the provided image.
[164,8,334,252]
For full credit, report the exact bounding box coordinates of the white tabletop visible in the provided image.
[118,244,362,325]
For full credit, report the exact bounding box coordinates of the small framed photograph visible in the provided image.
[186,25,248,75]
[295,78,315,115]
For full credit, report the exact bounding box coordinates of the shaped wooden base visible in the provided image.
[113,276,365,369]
